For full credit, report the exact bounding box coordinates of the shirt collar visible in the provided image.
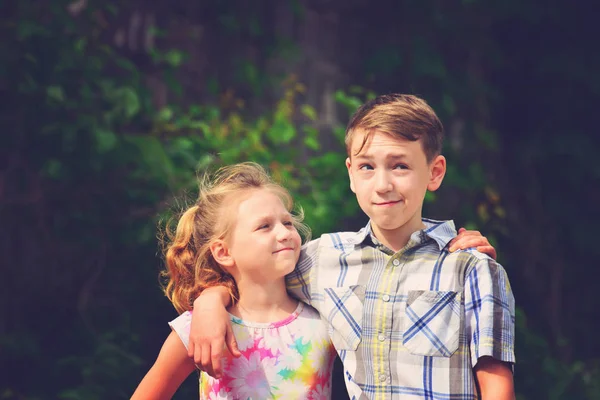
[421,218,457,250]
[349,218,457,251]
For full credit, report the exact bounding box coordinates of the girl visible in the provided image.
[132,162,336,399]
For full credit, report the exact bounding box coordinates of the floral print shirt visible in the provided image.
[169,302,336,399]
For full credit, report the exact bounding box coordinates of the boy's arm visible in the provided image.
[131,331,196,400]
[285,238,320,303]
[464,256,516,397]
[474,356,515,400]
[188,287,240,378]
[449,227,497,260]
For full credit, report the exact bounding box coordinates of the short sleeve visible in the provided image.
[168,311,192,350]
[464,258,516,367]
[285,237,320,304]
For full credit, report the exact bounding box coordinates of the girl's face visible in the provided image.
[226,189,301,283]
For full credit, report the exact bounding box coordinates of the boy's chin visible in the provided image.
[371,217,407,230]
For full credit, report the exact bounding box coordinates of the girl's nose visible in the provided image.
[276,223,293,241]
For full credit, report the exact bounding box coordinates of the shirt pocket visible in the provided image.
[402,290,461,357]
[323,285,365,351]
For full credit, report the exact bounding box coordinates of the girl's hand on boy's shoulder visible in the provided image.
[448,227,497,260]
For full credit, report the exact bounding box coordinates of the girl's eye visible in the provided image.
[283,221,293,227]
[258,224,270,230]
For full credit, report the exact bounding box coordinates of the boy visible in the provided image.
[189,94,514,399]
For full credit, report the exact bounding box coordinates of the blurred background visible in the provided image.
[2,0,599,399]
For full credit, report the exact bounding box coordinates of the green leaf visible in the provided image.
[172,137,193,152]
[189,120,211,133]
[105,3,119,15]
[268,115,295,144]
[124,136,174,180]
[157,107,174,122]
[301,104,317,121]
[196,153,216,170]
[42,159,63,179]
[47,85,65,102]
[120,87,140,118]
[94,129,118,153]
[147,26,167,38]
[164,50,185,67]
[442,94,456,116]
[475,127,499,151]
[17,21,47,39]
[334,90,362,113]
[304,136,320,150]
[241,61,260,93]
[74,37,87,53]
[219,147,241,164]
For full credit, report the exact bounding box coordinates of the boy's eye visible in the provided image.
[359,164,373,170]
[394,164,409,170]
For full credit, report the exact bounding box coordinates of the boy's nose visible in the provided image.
[374,171,393,193]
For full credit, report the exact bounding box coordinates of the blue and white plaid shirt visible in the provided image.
[286,219,515,400]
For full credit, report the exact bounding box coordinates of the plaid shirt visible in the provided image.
[286,219,515,400]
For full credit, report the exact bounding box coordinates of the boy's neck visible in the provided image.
[371,216,426,253]
[229,278,298,323]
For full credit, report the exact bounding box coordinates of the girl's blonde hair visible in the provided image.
[161,162,309,314]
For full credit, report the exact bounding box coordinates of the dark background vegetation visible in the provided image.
[1,1,599,399]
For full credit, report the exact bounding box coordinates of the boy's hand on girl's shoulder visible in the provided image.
[448,227,497,260]
[189,288,241,379]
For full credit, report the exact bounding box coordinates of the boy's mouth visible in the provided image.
[373,200,402,206]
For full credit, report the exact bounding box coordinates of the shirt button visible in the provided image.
[382,294,390,302]
[378,334,386,342]
[379,374,387,382]
[392,259,400,266]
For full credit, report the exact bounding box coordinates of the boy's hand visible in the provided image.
[189,287,241,378]
[448,227,497,260]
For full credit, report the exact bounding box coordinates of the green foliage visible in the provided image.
[514,309,600,400]
[155,76,355,236]
[2,3,356,398]
[2,1,598,399]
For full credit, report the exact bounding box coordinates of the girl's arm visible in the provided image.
[131,331,197,400]
[449,227,497,260]
[449,228,496,260]
[474,356,515,400]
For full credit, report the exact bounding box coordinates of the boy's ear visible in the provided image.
[346,157,356,193]
[209,239,235,271]
[427,155,446,191]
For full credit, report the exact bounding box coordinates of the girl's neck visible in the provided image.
[228,279,298,323]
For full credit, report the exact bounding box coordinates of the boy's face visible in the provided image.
[345,129,446,238]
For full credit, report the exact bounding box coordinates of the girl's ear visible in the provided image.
[209,239,235,271]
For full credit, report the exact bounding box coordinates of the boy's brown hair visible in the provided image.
[345,94,444,162]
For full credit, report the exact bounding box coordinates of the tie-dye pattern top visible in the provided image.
[169,302,336,400]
